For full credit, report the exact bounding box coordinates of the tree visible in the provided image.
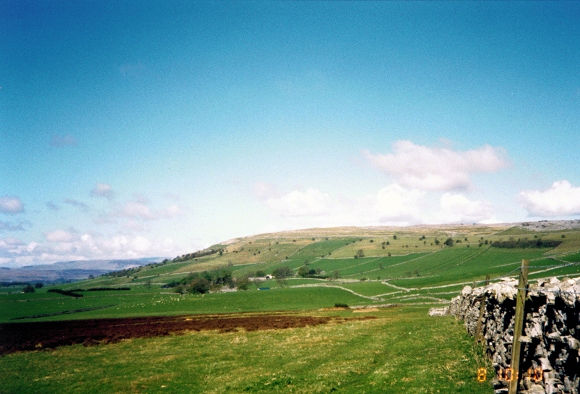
[34,282,44,289]
[355,249,365,259]
[273,266,292,279]
[236,276,250,290]
[444,238,454,247]
[298,265,319,278]
[188,278,210,294]
[298,265,310,278]
[23,284,35,293]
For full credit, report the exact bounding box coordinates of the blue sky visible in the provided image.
[1,1,579,266]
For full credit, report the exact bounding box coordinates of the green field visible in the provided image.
[0,307,493,393]
[1,224,579,392]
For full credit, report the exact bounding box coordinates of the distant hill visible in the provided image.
[0,257,163,283]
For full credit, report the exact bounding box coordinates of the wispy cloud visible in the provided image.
[364,140,508,191]
[0,196,24,215]
[46,201,60,211]
[50,134,77,147]
[63,198,89,212]
[90,183,114,199]
[45,229,76,243]
[254,182,280,200]
[119,201,155,220]
[520,180,580,217]
[0,220,31,232]
[98,196,185,228]
[265,188,336,217]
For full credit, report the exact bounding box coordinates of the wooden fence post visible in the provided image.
[508,259,529,394]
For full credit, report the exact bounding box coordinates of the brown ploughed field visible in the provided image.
[0,313,372,355]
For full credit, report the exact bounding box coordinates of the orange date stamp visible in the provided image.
[477,367,543,383]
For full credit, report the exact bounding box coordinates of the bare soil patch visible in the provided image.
[353,307,379,313]
[0,314,374,355]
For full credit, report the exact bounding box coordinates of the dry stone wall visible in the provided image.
[448,277,579,394]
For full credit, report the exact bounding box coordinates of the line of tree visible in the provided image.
[103,266,143,278]
[491,239,562,249]
[297,265,326,278]
[163,267,247,294]
[48,289,83,298]
[1,281,43,287]
[172,247,224,263]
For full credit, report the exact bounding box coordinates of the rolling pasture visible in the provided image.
[1,223,579,392]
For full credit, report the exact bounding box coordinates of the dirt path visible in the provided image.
[288,283,380,300]
[382,281,414,292]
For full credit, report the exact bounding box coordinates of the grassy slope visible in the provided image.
[2,225,579,323]
[0,287,373,322]
[1,224,579,392]
[0,307,493,393]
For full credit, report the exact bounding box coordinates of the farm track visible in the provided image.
[288,283,380,300]
[0,313,374,355]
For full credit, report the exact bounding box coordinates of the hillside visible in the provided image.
[2,221,579,321]
[1,221,579,393]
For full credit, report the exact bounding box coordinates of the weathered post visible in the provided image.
[508,260,529,394]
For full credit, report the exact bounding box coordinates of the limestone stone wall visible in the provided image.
[448,277,579,394]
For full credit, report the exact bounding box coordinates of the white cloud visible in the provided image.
[91,183,114,199]
[438,193,494,223]
[254,182,279,200]
[0,237,25,251]
[163,204,182,218]
[45,229,76,243]
[26,242,38,252]
[520,180,580,217]
[1,231,179,267]
[120,201,155,220]
[370,184,426,224]
[364,140,508,191]
[0,196,24,214]
[259,184,497,227]
[261,184,427,225]
[95,196,186,234]
[131,236,151,252]
[115,201,183,220]
[265,188,338,218]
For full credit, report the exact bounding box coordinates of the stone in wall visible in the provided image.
[448,277,579,394]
